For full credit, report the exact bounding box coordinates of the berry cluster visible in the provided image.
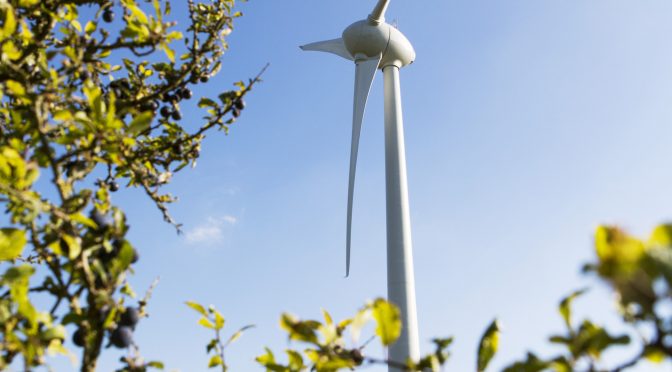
[110,307,140,348]
[159,87,193,121]
[72,307,141,349]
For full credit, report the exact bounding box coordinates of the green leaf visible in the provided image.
[256,347,276,366]
[226,325,254,346]
[3,265,37,324]
[186,301,208,316]
[322,309,333,326]
[502,352,551,372]
[199,317,216,329]
[198,97,218,108]
[160,42,175,63]
[147,361,165,369]
[128,111,154,135]
[0,4,17,42]
[214,310,225,330]
[649,224,672,247]
[558,289,587,331]
[208,355,223,368]
[0,228,26,261]
[372,299,402,346]
[42,325,66,341]
[286,349,304,370]
[62,234,82,260]
[595,225,645,266]
[280,314,320,344]
[6,80,25,97]
[70,213,97,229]
[85,21,97,35]
[477,320,501,372]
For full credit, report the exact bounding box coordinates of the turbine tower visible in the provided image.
[300,0,420,368]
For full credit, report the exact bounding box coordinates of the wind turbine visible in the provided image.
[300,0,420,367]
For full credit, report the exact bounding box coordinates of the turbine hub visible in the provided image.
[342,20,415,68]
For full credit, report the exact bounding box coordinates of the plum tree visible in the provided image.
[0,0,257,370]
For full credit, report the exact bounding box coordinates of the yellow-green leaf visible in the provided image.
[595,225,645,265]
[199,317,215,329]
[85,21,97,35]
[214,310,225,330]
[226,325,254,346]
[208,355,222,368]
[286,350,304,370]
[147,361,164,369]
[477,320,501,372]
[256,347,276,365]
[128,111,154,135]
[372,299,401,346]
[0,228,26,261]
[558,289,587,331]
[649,224,672,247]
[19,0,40,6]
[186,301,208,316]
[6,80,25,97]
[0,5,17,41]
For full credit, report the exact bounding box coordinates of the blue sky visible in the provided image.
[33,0,672,370]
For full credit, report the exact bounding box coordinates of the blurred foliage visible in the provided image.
[500,224,672,372]
[0,0,259,370]
[254,298,452,372]
[243,224,672,371]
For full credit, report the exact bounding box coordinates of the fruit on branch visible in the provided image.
[180,88,193,100]
[131,248,139,264]
[90,209,112,231]
[103,9,114,23]
[160,106,172,118]
[73,328,85,347]
[235,99,245,110]
[120,307,140,329]
[110,326,133,349]
[109,181,120,192]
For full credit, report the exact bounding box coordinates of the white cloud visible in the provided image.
[184,216,237,245]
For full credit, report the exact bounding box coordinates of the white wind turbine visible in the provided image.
[301,0,420,367]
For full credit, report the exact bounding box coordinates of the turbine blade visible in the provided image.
[368,0,390,24]
[300,38,353,61]
[346,54,382,277]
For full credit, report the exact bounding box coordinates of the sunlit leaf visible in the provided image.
[226,325,254,346]
[477,320,501,372]
[199,317,215,329]
[128,111,154,135]
[558,289,587,331]
[208,355,223,368]
[214,310,225,330]
[649,224,672,247]
[147,361,165,369]
[186,301,208,316]
[0,228,26,261]
[372,298,401,346]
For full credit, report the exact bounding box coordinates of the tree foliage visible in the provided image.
[0,0,258,370]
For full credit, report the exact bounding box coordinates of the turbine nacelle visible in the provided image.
[343,20,415,68]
